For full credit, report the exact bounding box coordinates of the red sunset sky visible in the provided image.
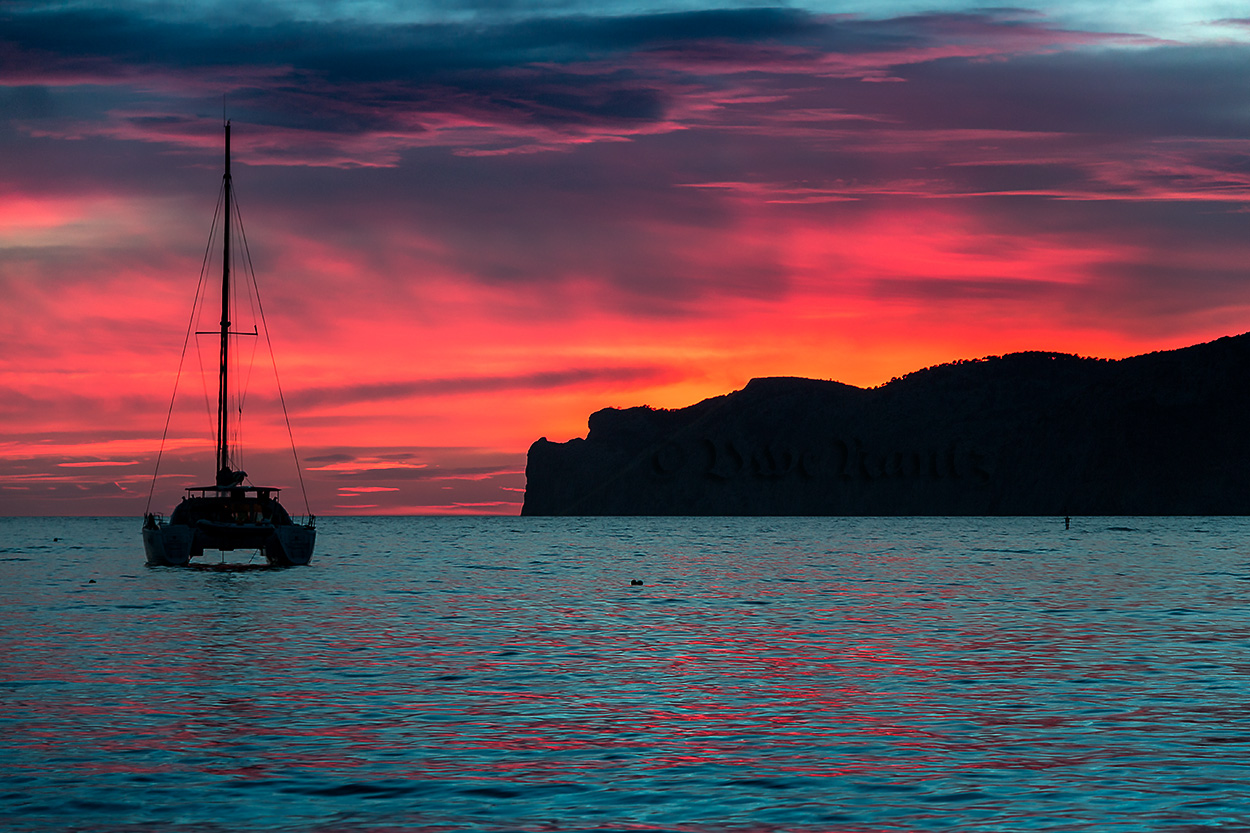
[3,1,1250,516]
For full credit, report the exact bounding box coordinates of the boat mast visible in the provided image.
[216,120,232,483]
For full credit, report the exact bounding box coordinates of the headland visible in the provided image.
[523,333,1250,515]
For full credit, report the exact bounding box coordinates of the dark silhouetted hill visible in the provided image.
[522,333,1250,515]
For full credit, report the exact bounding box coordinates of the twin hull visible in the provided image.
[143,520,315,567]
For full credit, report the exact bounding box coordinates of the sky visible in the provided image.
[2,0,1250,516]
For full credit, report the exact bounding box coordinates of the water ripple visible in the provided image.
[2,516,1250,831]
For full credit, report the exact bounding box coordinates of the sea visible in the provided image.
[2,515,1249,832]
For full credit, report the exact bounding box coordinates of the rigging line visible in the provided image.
[230,187,259,427]
[195,185,228,442]
[236,199,313,516]
[228,190,259,476]
[195,297,215,441]
[146,186,225,514]
[229,197,242,473]
[225,189,244,471]
[195,316,213,438]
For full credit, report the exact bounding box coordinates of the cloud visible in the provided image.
[0,5,1166,165]
[284,365,680,410]
[0,8,818,153]
[0,362,685,440]
[0,441,529,516]
[7,3,1250,517]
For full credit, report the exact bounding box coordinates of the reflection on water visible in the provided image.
[2,516,1250,830]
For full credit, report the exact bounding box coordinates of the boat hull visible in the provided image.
[143,523,195,566]
[267,524,316,566]
[142,518,316,567]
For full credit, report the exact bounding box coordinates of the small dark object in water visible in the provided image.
[631,579,643,585]
[1065,516,1071,530]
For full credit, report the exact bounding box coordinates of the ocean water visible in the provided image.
[2,516,1249,832]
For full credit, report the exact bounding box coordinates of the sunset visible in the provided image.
[7,2,1250,827]
[3,1,1250,515]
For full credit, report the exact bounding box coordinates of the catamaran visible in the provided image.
[142,122,316,567]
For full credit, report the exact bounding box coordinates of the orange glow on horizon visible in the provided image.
[5,5,1250,514]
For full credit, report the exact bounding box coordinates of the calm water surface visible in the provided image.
[2,516,1249,831]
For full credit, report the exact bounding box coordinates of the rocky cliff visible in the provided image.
[522,334,1250,515]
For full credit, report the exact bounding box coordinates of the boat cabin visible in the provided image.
[169,486,295,527]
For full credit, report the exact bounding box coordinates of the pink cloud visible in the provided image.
[5,6,1250,516]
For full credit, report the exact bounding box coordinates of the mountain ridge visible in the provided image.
[522,333,1250,515]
